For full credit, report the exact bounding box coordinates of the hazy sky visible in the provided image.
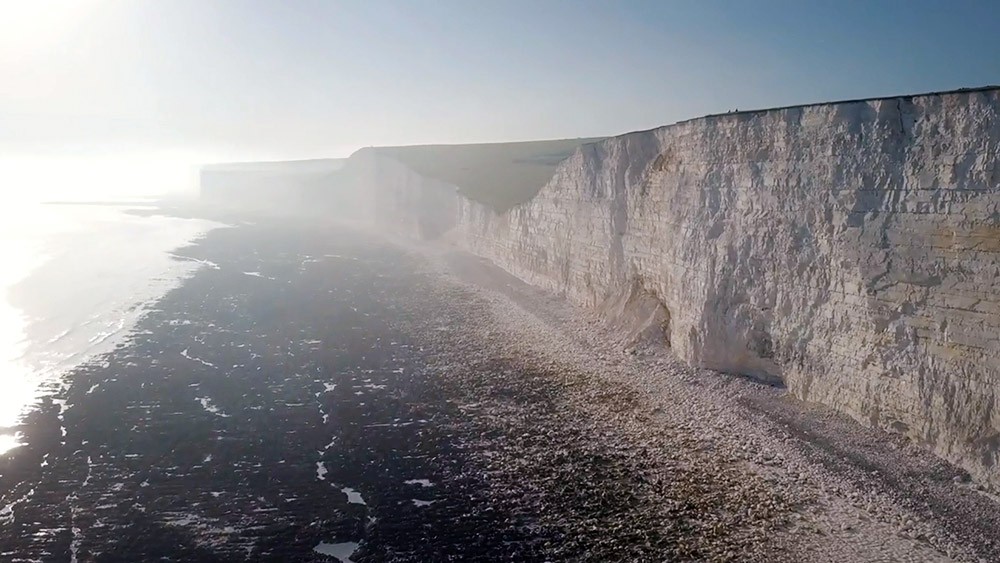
[2,0,998,161]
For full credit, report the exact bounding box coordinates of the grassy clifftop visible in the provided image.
[372,138,603,212]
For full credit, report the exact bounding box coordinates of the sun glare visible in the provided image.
[0,153,202,204]
[0,0,99,52]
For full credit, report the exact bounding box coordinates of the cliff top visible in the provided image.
[679,85,1000,127]
[367,138,604,211]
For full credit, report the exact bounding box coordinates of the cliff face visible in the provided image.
[331,139,601,238]
[454,89,1000,484]
[339,149,461,238]
[202,89,1000,485]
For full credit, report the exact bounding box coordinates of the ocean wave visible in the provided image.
[87,317,128,346]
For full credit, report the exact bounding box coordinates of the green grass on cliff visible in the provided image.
[373,138,603,212]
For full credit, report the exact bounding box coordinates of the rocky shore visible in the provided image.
[0,219,998,561]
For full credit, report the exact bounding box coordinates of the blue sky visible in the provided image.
[1,0,997,160]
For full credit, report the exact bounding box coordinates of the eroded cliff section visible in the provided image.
[454,88,1000,486]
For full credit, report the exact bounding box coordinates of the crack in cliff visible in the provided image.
[896,98,906,136]
[608,141,629,290]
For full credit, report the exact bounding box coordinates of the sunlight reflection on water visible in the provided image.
[0,204,49,452]
[0,197,219,453]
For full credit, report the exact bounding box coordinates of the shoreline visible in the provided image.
[0,202,222,452]
[0,215,997,561]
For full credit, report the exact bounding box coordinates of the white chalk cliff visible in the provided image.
[208,87,1000,486]
[452,88,1000,486]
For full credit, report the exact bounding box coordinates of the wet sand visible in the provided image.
[1,219,999,562]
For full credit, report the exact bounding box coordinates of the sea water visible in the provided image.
[0,196,219,453]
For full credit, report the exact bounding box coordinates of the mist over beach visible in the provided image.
[2,1,1000,562]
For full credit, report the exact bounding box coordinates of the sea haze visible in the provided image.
[0,198,219,453]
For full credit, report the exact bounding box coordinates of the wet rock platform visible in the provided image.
[0,224,552,561]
